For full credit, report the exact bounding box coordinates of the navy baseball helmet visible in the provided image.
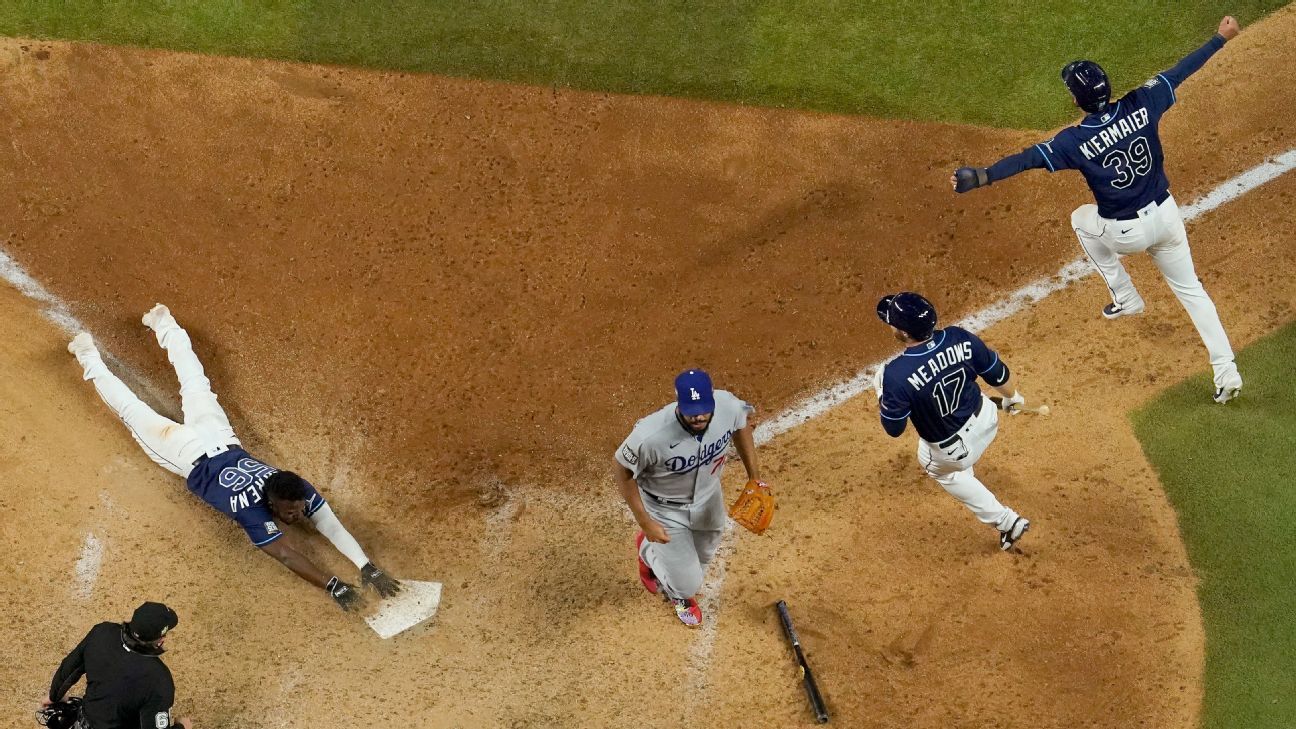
[1061,60,1110,113]
[876,292,937,340]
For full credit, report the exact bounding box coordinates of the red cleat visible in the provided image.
[634,531,659,594]
[670,597,703,628]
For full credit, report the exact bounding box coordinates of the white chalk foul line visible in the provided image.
[687,148,1296,693]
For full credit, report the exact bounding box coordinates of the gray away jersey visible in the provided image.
[616,390,752,502]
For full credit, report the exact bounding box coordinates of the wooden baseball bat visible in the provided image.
[776,600,829,723]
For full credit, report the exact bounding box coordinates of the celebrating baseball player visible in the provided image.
[614,369,765,627]
[67,305,402,611]
[951,16,1245,403]
[875,293,1031,551]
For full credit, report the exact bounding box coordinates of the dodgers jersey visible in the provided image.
[185,448,325,546]
[987,34,1226,219]
[615,390,752,502]
[879,327,1010,443]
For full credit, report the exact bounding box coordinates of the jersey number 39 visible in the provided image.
[1103,136,1152,189]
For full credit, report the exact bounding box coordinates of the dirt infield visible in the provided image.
[2,7,1294,728]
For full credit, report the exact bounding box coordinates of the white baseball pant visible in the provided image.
[637,485,727,600]
[1071,194,1239,389]
[73,313,239,479]
[917,395,1021,532]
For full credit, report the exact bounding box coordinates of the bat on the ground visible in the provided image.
[775,600,829,723]
[989,396,1051,416]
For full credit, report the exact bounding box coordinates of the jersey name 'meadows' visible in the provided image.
[904,340,975,391]
[664,430,733,474]
[1077,106,1150,160]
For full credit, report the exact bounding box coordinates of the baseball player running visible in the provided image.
[67,305,401,611]
[875,293,1031,551]
[615,369,763,627]
[952,16,1245,404]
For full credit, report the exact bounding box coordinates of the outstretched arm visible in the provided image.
[1161,17,1238,89]
[952,144,1055,193]
[309,504,401,597]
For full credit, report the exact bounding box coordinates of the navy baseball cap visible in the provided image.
[876,292,938,339]
[675,369,715,417]
[128,602,178,641]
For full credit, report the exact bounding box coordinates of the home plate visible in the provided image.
[364,580,443,639]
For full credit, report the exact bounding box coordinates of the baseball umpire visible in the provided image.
[67,304,401,611]
[875,293,1031,551]
[951,16,1245,404]
[40,601,192,729]
[614,369,764,627]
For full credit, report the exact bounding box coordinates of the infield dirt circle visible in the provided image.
[2,8,1295,728]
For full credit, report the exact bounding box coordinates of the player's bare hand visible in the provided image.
[949,173,957,191]
[178,718,194,729]
[640,520,670,543]
[1218,16,1240,40]
[39,698,53,710]
[361,562,402,598]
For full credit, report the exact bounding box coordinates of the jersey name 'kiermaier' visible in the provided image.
[615,390,751,503]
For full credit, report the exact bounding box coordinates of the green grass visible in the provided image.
[0,1,1285,128]
[1133,321,1296,729]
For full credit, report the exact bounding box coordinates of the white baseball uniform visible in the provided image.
[1072,195,1239,389]
[616,390,751,600]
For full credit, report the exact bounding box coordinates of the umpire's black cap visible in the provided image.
[877,292,937,340]
[128,602,179,641]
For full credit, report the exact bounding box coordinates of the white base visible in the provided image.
[364,580,443,639]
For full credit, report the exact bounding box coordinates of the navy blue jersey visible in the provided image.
[879,327,1010,443]
[185,448,325,546]
[986,34,1225,219]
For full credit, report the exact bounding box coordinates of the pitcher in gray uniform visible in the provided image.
[614,369,764,627]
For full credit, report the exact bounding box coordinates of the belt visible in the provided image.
[192,444,240,467]
[936,397,983,449]
[642,491,690,507]
[1113,189,1170,221]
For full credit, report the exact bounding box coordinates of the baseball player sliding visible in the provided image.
[615,369,764,627]
[67,305,401,611]
[952,16,1245,404]
[875,293,1031,551]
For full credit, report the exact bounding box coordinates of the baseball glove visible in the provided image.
[729,479,775,535]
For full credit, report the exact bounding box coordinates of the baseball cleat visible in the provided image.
[1213,373,1243,404]
[67,332,97,358]
[999,516,1030,551]
[634,531,659,594]
[141,303,172,330]
[670,597,703,628]
[1101,299,1145,320]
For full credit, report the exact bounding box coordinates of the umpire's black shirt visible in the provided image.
[50,622,180,729]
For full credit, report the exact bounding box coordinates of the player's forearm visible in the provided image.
[616,474,654,527]
[986,147,1047,184]
[263,541,332,589]
[990,373,1020,399]
[1162,34,1226,87]
[309,504,370,570]
[732,426,761,480]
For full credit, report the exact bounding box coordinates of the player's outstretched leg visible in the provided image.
[68,333,199,477]
[637,522,705,628]
[1145,215,1243,402]
[142,304,240,442]
[1072,205,1144,318]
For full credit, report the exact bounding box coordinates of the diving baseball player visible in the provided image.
[67,305,402,611]
[875,293,1031,551]
[952,16,1245,404]
[614,369,763,627]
